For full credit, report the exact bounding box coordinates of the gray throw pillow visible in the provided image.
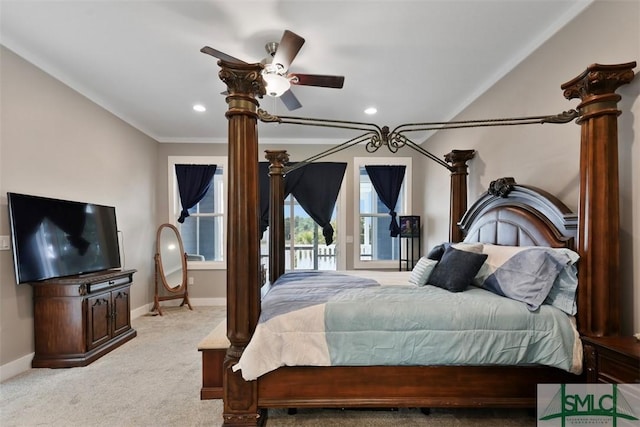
[427,246,488,292]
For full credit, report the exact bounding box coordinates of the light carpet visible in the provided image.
[1,306,535,426]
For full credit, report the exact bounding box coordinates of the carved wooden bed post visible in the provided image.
[561,62,636,337]
[218,60,264,426]
[445,149,476,242]
[265,150,289,284]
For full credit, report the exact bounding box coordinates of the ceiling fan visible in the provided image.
[201,30,345,111]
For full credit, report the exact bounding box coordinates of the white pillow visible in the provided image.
[408,257,438,286]
[454,242,484,253]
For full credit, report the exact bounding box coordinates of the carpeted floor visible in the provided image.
[0,306,536,426]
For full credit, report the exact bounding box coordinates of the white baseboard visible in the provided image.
[132,303,155,319]
[2,298,227,382]
[0,352,34,383]
[131,298,226,319]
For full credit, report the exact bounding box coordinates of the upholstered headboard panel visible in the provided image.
[458,178,578,249]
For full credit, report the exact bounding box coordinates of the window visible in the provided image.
[168,156,227,270]
[260,168,347,274]
[260,195,341,272]
[353,157,412,269]
[285,194,338,270]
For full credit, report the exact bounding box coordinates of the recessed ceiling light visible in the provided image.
[193,104,206,112]
[364,107,377,115]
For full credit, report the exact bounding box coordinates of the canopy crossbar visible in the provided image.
[258,108,580,172]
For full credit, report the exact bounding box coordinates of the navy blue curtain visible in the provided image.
[290,163,347,245]
[258,162,302,239]
[259,162,271,236]
[259,162,305,238]
[259,162,346,245]
[175,164,217,223]
[365,165,406,237]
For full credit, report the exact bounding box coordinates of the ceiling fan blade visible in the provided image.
[290,73,345,89]
[272,30,305,70]
[200,46,247,64]
[280,89,302,111]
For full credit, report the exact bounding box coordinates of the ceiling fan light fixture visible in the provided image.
[262,73,291,97]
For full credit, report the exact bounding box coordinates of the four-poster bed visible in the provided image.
[214,61,636,426]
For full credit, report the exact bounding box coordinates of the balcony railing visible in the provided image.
[260,244,380,279]
[287,244,337,270]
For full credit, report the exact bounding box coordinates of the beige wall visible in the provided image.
[0,47,158,368]
[422,0,640,334]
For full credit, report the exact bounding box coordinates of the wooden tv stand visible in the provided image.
[31,269,137,368]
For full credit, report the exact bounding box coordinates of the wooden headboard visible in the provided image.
[459,177,578,249]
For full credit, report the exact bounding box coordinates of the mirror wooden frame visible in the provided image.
[152,223,192,316]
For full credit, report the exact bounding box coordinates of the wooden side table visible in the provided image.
[582,336,640,383]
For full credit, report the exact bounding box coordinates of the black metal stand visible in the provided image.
[399,215,421,271]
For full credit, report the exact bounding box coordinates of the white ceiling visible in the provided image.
[0,0,592,144]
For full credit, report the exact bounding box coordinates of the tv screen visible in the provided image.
[7,192,121,284]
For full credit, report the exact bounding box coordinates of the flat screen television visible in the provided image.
[7,192,122,284]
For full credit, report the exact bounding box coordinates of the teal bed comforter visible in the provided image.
[233,271,582,380]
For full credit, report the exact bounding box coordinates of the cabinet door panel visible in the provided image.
[112,288,131,337]
[87,294,111,349]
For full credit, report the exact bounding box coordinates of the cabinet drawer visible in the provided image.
[88,275,132,293]
[582,336,640,384]
[598,355,640,383]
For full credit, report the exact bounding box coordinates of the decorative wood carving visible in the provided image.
[444,149,475,242]
[562,63,635,100]
[265,150,289,284]
[219,59,263,426]
[218,66,265,99]
[561,62,636,337]
[488,177,516,198]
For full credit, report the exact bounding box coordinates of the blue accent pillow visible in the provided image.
[475,245,578,311]
[427,244,446,260]
[543,248,580,315]
[427,246,488,292]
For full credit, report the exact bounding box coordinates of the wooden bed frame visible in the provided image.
[216,62,636,426]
